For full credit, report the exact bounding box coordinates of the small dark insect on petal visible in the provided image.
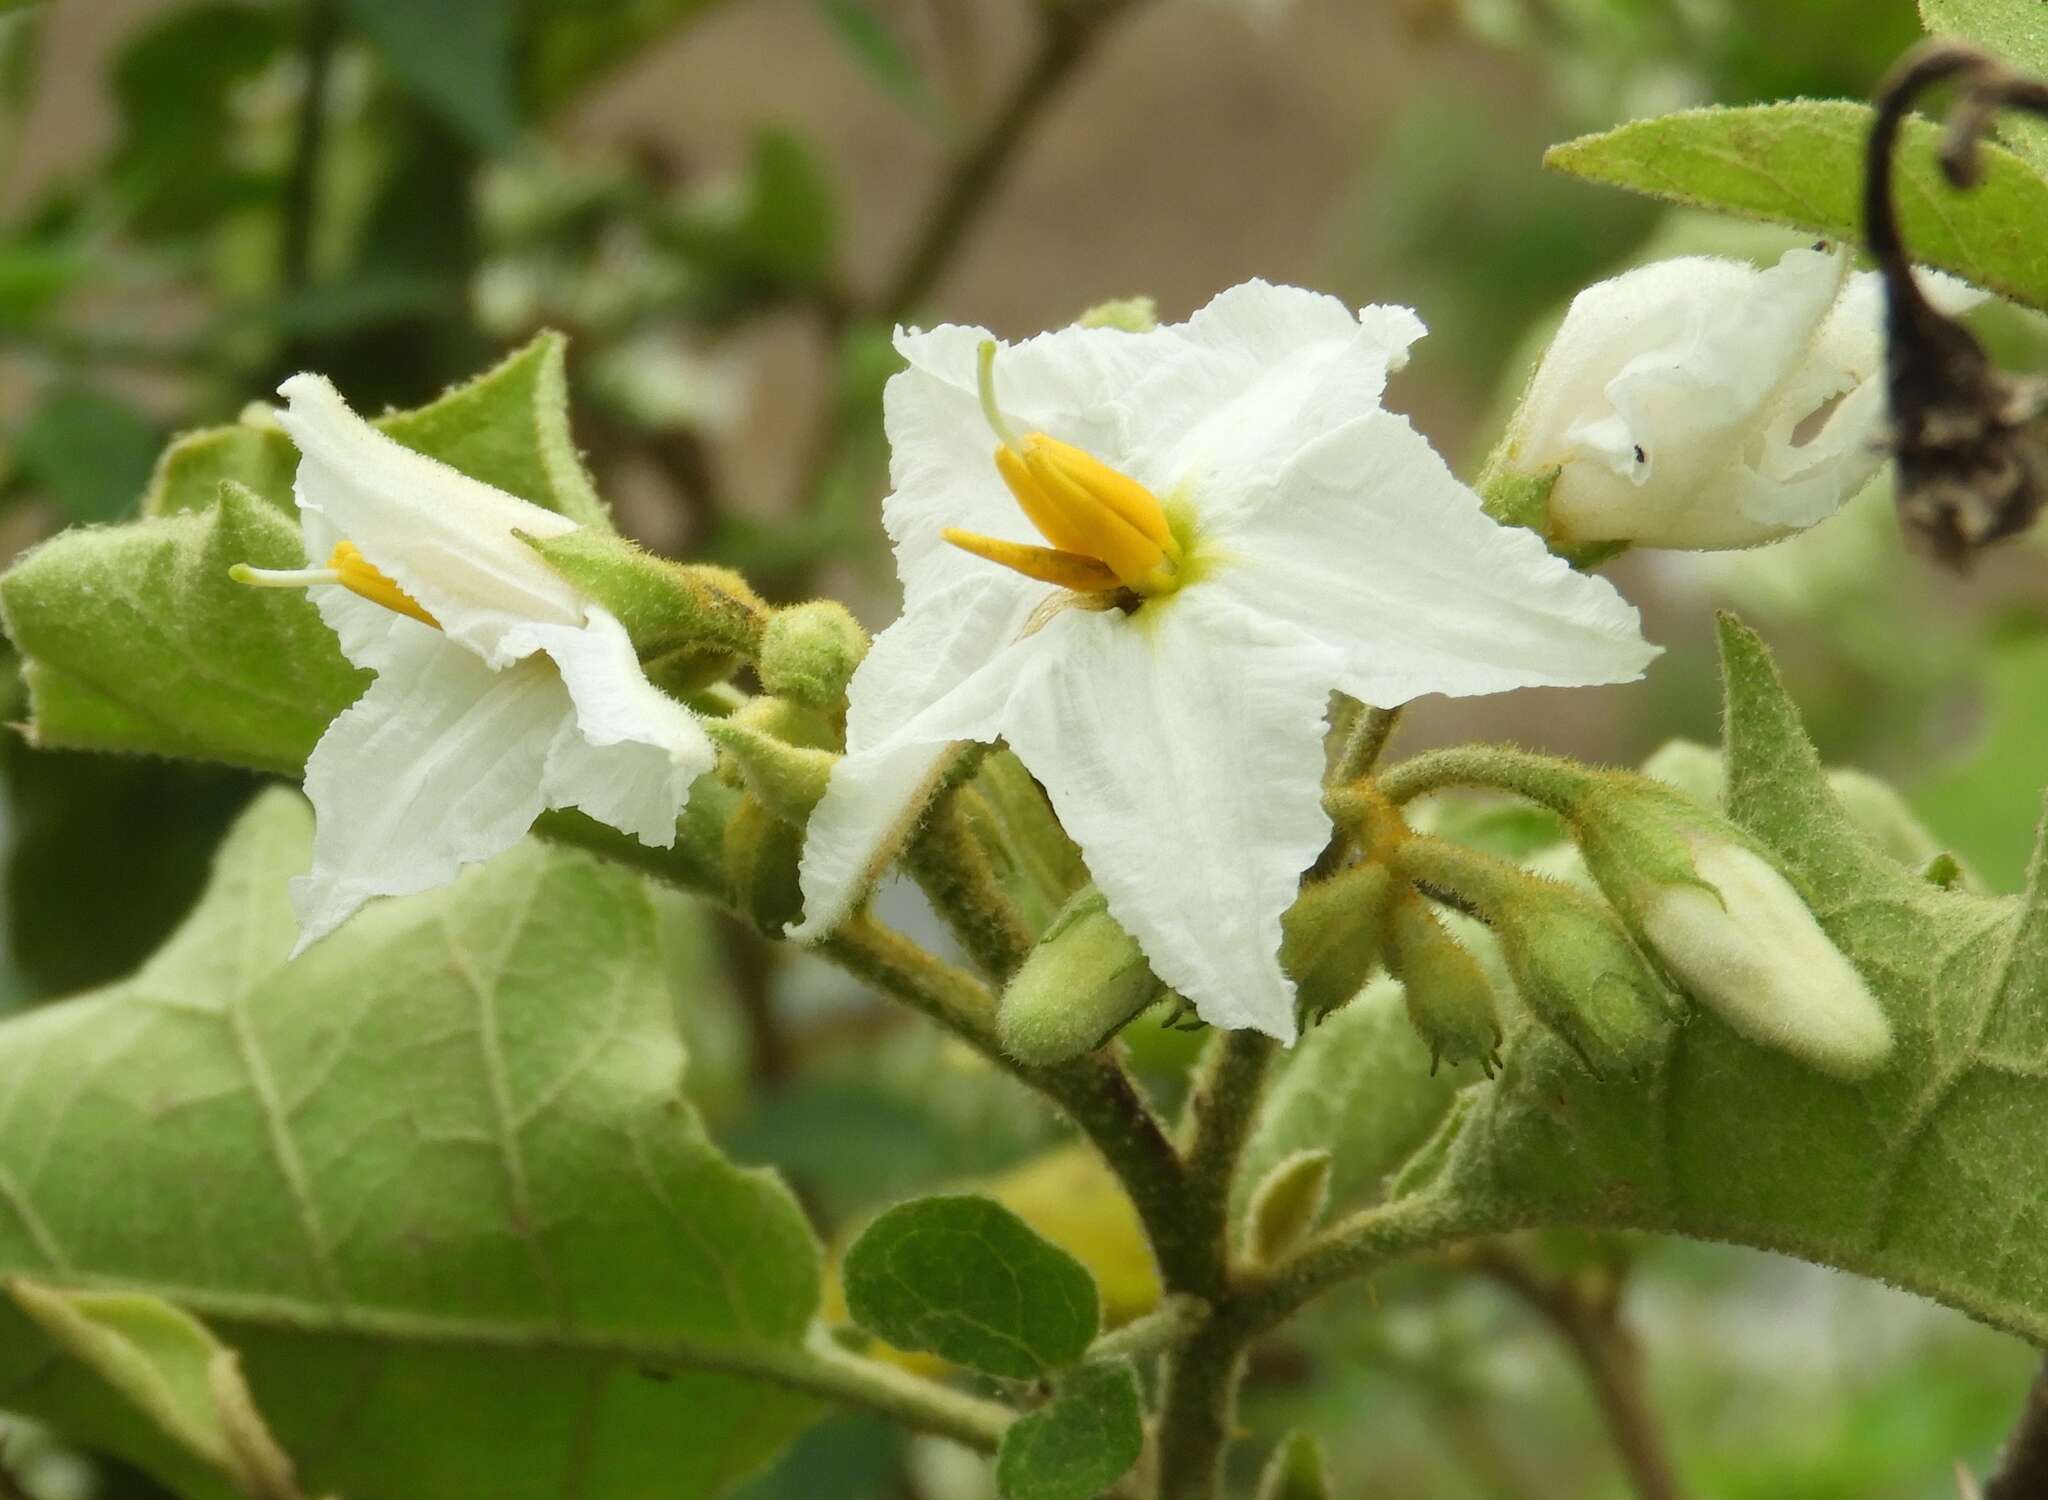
[1632,445,1646,465]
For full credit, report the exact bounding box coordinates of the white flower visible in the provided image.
[1640,838,1892,1080]
[1506,245,1984,550]
[789,280,1657,1041]
[237,374,714,951]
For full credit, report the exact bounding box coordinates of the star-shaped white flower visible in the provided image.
[1506,245,1985,550]
[240,374,714,952]
[790,280,1657,1041]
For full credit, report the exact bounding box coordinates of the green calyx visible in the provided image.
[999,883,1163,1067]
[1383,890,1502,1076]
[521,529,769,692]
[1279,860,1395,1023]
[757,600,870,713]
[706,713,836,826]
[1241,1149,1333,1268]
[1397,834,1675,1077]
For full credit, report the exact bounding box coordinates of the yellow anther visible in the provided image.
[940,530,1122,593]
[230,540,439,628]
[961,340,1184,597]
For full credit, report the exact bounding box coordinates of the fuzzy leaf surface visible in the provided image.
[993,1361,1143,1500]
[0,791,823,1499]
[1920,0,2048,177]
[1547,102,2048,311]
[1394,618,2048,1344]
[842,1195,1099,1380]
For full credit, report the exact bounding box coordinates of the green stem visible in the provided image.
[903,786,1037,980]
[1154,1314,1254,1500]
[1235,1190,1505,1333]
[1179,1029,1279,1290]
[1331,703,1403,787]
[1087,1293,1209,1363]
[280,0,339,347]
[1371,744,1592,810]
[788,1330,1014,1452]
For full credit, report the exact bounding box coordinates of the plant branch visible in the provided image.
[787,1329,1014,1451]
[1087,1293,1210,1363]
[281,0,340,302]
[1371,743,1590,809]
[1331,703,1403,786]
[903,786,1037,980]
[878,0,1146,321]
[1986,1356,2048,1500]
[1467,1246,1686,1500]
[1179,1028,1279,1291]
[1234,1189,1504,1332]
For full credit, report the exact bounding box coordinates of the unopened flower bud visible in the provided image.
[725,794,805,934]
[758,600,870,713]
[1498,245,1980,551]
[523,530,768,693]
[1383,891,1502,1075]
[1279,861,1394,1023]
[1571,777,1893,1081]
[999,884,1163,1067]
[1400,835,1672,1075]
[706,717,835,825]
[1241,1149,1331,1267]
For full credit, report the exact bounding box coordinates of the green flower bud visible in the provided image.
[1383,891,1502,1075]
[1398,834,1673,1076]
[1241,1149,1332,1268]
[724,794,805,934]
[999,884,1163,1067]
[1076,295,1159,332]
[758,600,869,712]
[706,717,835,825]
[1572,776,1893,1081]
[1255,1431,1333,1500]
[1279,861,1394,1023]
[522,530,767,692]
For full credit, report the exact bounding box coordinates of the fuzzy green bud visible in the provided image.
[729,692,839,751]
[706,718,834,826]
[999,884,1163,1067]
[1241,1149,1332,1267]
[1279,861,1394,1023]
[1255,1431,1333,1500]
[1383,891,1502,1075]
[522,530,767,692]
[758,600,869,712]
[1571,775,1893,1081]
[1399,835,1673,1076]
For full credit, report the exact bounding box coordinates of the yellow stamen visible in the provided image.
[230,540,439,627]
[964,340,1185,597]
[940,530,1122,593]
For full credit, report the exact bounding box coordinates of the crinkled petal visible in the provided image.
[790,577,1046,940]
[998,591,1343,1041]
[276,373,585,667]
[291,631,571,951]
[513,606,716,845]
[1208,409,1656,703]
[1520,248,1847,547]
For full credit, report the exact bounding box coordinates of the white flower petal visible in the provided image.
[1517,247,1849,548]
[276,373,586,666]
[1210,409,1656,702]
[998,592,1343,1042]
[514,606,716,845]
[791,577,1046,940]
[291,630,570,951]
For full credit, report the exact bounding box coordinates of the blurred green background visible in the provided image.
[1,0,2043,1495]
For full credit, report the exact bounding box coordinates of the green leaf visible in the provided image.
[810,0,949,131]
[524,0,731,116]
[14,387,160,522]
[378,329,613,531]
[141,421,299,518]
[8,1284,301,1496]
[993,1362,1143,1500]
[0,791,824,1498]
[1920,0,2048,177]
[1254,1430,1333,1500]
[0,484,365,774]
[1546,102,2048,312]
[1238,977,1473,1221]
[1401,616,2048,1345]
[841,1195,1099,1380]
[343,0,520,152]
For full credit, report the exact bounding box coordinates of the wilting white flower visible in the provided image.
[237,375,714,950]
[790,280,1657,1041]
[1505,245,1983,550]
[1640,837,1893,1080]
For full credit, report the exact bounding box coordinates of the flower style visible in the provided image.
[790,281,1658,1041]
[1503,244,1984,550]
[237,375,714,951]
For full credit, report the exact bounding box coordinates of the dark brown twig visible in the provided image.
[1985,1356,2048,1500]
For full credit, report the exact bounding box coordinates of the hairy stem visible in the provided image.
[1470,1248,1685,1500]
[1986,1356,2048,1500]
[903,788,1037,980]
[1235,1190,1504,1332]
[1331,703,1403,787]
[1371,743,1591,810]
[879,0,1145,320]
[786,1330,1013,1451]
[1179,1029,1279,1289]
[1154,1314,1254,1500]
